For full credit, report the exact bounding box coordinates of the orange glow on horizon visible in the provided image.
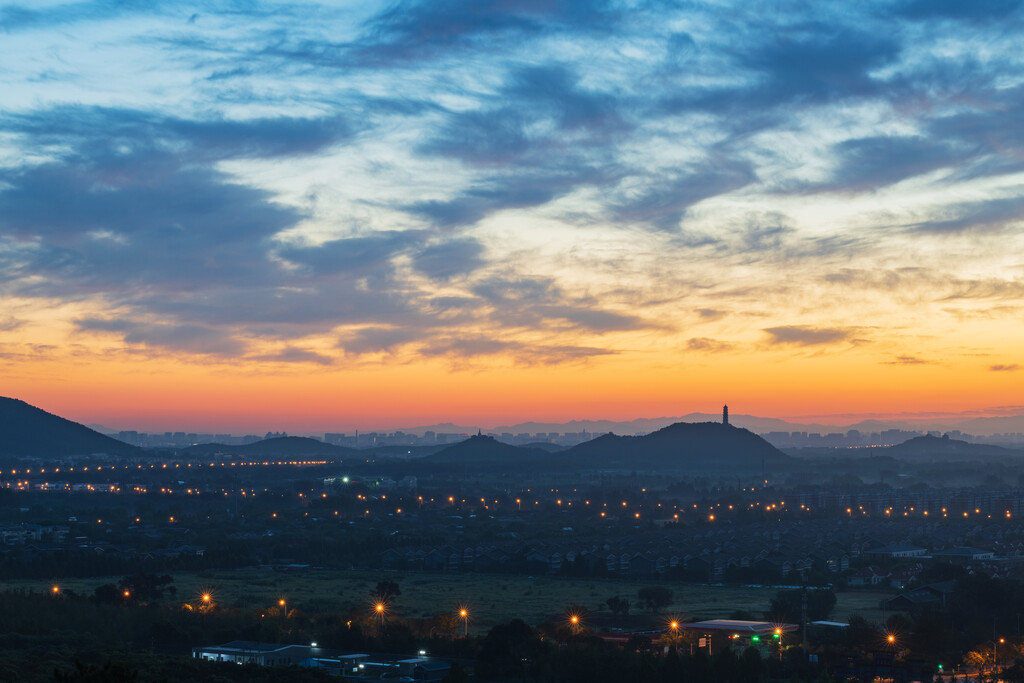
[2,327,1021,432]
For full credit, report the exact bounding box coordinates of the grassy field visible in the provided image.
[5,569,891,634]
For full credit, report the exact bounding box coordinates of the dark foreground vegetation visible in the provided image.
[0,584,810,682]
[7,568,1024,681]
[7,403,1024,680]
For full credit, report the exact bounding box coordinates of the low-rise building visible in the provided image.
[863,544,927,560]
[192,641,310,667]
[931,546,995,561]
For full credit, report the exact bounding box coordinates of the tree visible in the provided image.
[375,579,401,600]
[441,662,471,683]
[93,584,120,604]
[55,660,138,683]
[964,649,989,669]
[846,615,881,653]
[477,619,546,680]
[118,574,175,604]
[737,646,764,682]
[1001,659,1024,682]
[430,612,460,638]
[637,586,673,614]
[767,588,835,622]
[606,596,630,617]
[625,633,653,653]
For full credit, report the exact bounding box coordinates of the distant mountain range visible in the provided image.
[181,436,355,459]
[426,435,552,467]
[421,421,790,473]
[402,412,1024,438]
[0,395,791,473]
[886,434,1023,460]
[563,421,791,470]
[84,410,1024,440]
[4,396,1021,470]
[0,397,142,459]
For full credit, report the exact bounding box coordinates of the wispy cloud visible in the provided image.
[2,0,1023,390]
[687,337,733,353]
[352,0,620,65]
[254,347,334,365]
[885,355,933,365]
[764,326,856,346]
[990,363,1020,372]
[420,337,617,365]
[76,318,245,356]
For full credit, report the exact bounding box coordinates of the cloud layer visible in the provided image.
[0,0,1022,385]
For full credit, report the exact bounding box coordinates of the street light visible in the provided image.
[459,607,469,637]
[885,633,898,680]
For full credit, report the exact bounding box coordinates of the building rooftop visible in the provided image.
[681,620,798,634]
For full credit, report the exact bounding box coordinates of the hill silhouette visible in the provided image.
[563,421,791,471]
[887,434,1021,460]
[417,421,790,473]
[181,436,355,459]
[0,397,142,459]
[426,434,551,467]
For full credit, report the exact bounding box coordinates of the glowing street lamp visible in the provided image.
[374,601,387,629]
[668,620,681,648]
[459,607,469,636]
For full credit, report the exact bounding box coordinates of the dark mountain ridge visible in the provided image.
[563,421,792,471]
[419,420,790,473]
[425,434,552,468]
[887,434,1022,460]
[181,436,356,459]
[0,397,142,459]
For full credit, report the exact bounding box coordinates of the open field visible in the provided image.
[5,569,890,634]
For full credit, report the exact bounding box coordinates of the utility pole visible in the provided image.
[801,583,808,653]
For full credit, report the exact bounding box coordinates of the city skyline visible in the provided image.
[2,2,1023,430]
[71,403,1024,441]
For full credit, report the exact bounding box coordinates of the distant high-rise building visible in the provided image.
[722,404,729,425]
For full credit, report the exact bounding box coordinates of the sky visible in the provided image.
[1,0,1023,433]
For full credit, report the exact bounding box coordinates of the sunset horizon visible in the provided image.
[7,391,1024,436]
[4,3,1024,681]
[2,2,1022,435]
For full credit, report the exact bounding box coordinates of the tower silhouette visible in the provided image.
[722,404,729,425]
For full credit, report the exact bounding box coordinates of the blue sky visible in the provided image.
[1,0,1023,428]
